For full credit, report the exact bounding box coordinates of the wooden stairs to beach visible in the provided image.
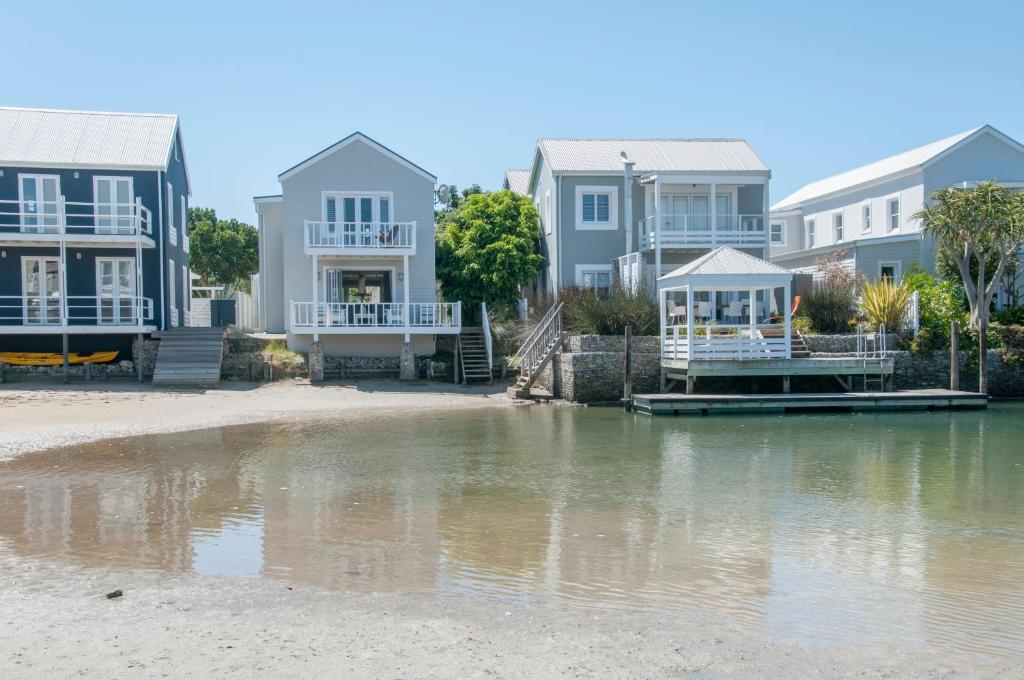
[759,327,811,358]
[459,327,493,383]
[151,327,225,388]
[507,302,565,398]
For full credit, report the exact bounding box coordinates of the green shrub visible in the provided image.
[799,253,859,333]
[993,306,1024,326]
[904,266,968,337]
[561,285,659,335]
[861,279,912,331]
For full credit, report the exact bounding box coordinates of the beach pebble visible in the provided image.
[106,589,123,599]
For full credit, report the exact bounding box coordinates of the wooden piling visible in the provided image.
[950,319,959,391]
[62,333,69,384]
[623,326,633,411]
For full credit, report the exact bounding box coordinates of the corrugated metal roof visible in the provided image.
[538,138,769,174]
[660,247,792,279]
[771,128,981,211]
[503,168,530,195]
[0,106,179,170]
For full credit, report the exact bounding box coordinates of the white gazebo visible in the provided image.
[658,247,794,365]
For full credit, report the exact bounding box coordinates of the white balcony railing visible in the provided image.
[639,214,766,248]
[290,302,460,332]
[305,221,416,251]
[662,324,790,361]
[0,295,154,328]
[0,197,153,238]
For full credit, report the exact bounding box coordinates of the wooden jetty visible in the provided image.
[632,389,989,416]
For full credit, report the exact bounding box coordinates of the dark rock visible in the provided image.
[106,589,123,599]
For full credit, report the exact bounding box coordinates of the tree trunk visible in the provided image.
[978,318,988,394]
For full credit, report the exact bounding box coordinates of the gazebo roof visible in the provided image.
[658,247,792,289]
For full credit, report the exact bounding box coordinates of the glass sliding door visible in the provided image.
[94,177,135,234]
[323,194,394,246]
[97,258,137,324]
[20,175,61,233]
[22,257,61,324]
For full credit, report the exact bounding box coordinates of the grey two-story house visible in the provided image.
[514,138,772,302]
[255,132,460,367]
[0,107,191,357]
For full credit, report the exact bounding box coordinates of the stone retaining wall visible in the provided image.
[803,333,898,353]
[542,334,1024,403]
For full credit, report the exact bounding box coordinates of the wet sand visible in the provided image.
[0,380,515,460]
[4,552,1012,679]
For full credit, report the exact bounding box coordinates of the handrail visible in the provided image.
[305,220,416,249]
[290,302,461,329]
[507,301,563,373]
[0,197,152,236]
[481,301,494,376]
[0,295,154,326]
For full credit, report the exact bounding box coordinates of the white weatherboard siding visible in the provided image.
[256,198,285,332]
[279,137,436,314]
[533,154,558,293]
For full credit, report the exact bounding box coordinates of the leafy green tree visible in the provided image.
[914,182,1024,391]
[187,207,259,295]
[436,190,543,312]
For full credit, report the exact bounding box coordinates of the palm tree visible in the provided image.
[914,181,1024,392]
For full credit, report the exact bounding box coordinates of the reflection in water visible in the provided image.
[0,405,1022,657]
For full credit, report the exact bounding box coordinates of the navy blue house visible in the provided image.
[0,107,191,356]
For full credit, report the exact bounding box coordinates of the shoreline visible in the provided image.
[0,379,521,460]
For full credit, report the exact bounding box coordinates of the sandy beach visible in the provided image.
[0,379,517,460]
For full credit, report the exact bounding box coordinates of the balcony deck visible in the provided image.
[304,221,416,256]
[639,214,767,249]
[290,302,460,335]
[0,295,155,334]
[0,198,155,248]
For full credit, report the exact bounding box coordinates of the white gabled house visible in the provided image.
[254,132,460,373]
[769,125,1024,302]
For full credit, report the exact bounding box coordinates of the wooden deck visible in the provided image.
[662,356,893,376]
[632,389,989,416]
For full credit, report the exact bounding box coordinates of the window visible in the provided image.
[576,265,612,293]
[94,177,134,234]
[887,197,900,232]
[805,218,816,248]
[770,221,786,245]
[19,174,61,233]
[862,203,872,233]
[168,259,177,327]
[21,256,61,324]
[575,186,617,230]
[181,195,188,251]
[167,182,177,246]
[879,262,901,282]
[545,190,552,235]
[833,212,844,242]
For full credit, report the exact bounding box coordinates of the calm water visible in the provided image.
[1,405,1023,657]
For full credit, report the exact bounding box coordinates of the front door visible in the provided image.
[22,256,61,324]
[94,177,135,234]
[97,258,137,324]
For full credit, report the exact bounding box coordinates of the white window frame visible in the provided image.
[805,218,816,248]
[167,182,177,246]
[321,191,395,223]
[168,258,178,327]
[769,221,786,246]
[183,264,190,315]
[18,173,62,232]
[575,264,613,292]
[20,255,61,324]
[832,211,844,243]
[878,261,901,282]
[886,195,901,233]
[575,185,618,231]
[181,194,189,253]
[95,257,137,325]
[92,176,136,235]
[861,202,872,233]
[544,190,552,235]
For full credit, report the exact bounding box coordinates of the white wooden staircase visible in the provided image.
[507,302,564,398]
[758,326,811,358]
[151,327,226,388]
[458,328,493,383]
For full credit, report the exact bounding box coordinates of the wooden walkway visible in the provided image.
[151,327,225,388]
[632,389,988,416]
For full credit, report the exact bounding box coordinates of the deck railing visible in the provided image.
[639,214,766,248]
[305,221,416,250]
[290,301,460,330]
[0,295,154,327]
[662,324,789,360]
[508,301,563,373]
[0,197,153,237]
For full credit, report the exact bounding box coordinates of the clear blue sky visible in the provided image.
[8,0,1023,222]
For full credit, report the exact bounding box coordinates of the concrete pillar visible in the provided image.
[400,340,416,381]
[308,341,324,383]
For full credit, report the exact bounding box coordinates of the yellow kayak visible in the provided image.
[0,351,119,366]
